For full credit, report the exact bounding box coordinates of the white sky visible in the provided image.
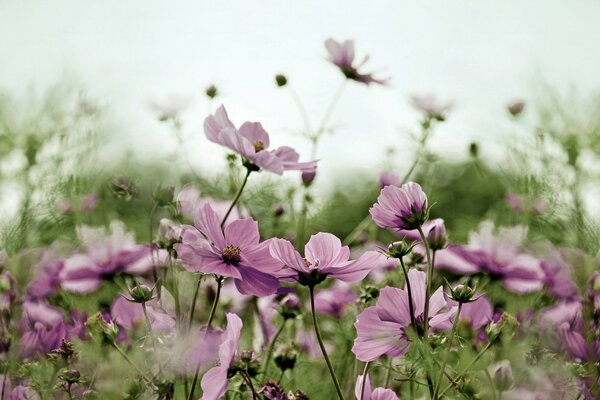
[1,0,600,182]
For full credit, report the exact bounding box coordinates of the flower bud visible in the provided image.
[486,312,518,341]
[275,74,288,87]
[301,170,317,187]
[86,312,119,343]
[157,218,182,249]
[274,343,298,372]
[379,171,401,188]
[489,360,513,391]
[426,219,447,251]
[449,284,476,303]
[153,186,175,207]
[278,294,301,320]
[289,390,309,400]
[507,100,525,117]
[111,176,138,201]
[273,204,285,217]
[237,350,260,378]
[259,381,286,400]
[205,84,218,99]
[127,285,154,303]
[59,369,82,385]
[469,142,479,157]
[387,240,415,259]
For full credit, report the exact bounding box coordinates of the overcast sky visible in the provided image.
[1,0,600,181]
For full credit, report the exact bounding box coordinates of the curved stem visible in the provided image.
[359,362,370,400]
[188,274,203,330]
[433,302,462,399]
[111,342,154,386]
[417,227,434,339]
[316,81,347,140]
[221,169,251,229]
[399,259,417,331]
[263,319,287,378]
[309,286,345,400]
[142,301,161,373]
[240,371,258,400]
[437,341,493,398]
[287,86,313,135]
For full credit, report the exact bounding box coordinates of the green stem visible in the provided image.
[309,286,345,400]
[188,274,203,330]
[221,169,251,229]
[142,301,160,372]
[263,319,287,378]
[359,362,370,400]
[433,302,462,399]
[111,342,154,386]
[437,341,493,398]
[187,276,223,400]
[399,259,417,331]
[169,253,181,332]
[417,227,434,339]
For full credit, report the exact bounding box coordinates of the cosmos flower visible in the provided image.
[110,296,176,334]
[325,38,389,86]
[379,171,401,188]
[410,94,453,121]
[352,269,455,362]
[147,94,192,121]
[435,222,545,294]
[446,294,494,330]
[394,218,447,250]
[355,373,399,400]
[200,313,243,400]
[59,222,168,294]
[269,232,387,286]
[312,282,357,318]
[370,182,429,231]
[176,184,245,224]
[175,203,282,296]
[204,105,318,175]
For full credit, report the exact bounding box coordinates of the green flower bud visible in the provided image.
[275,74,288,87]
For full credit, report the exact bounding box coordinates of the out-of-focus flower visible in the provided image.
[379,171,401,188]
[0,271,16,312]
[324,38,389,86]
[541,260,578,301]
[507,100,526,117]
[59,222,168,294]
[175,203,281,296]
[148,94,192,121]
[355,373,399,400]
[176,185,244,224]
[204,105,318,175]
[301,169,316,186]
[200,313,242,400]
[435,222,545,294]
[395,218,447,251]
[311,283,357,318]
[110,296,175,334]
[111,176,138,201]
[446,294,493,329]
[489,360,514,392]
[410,94,452,121]
[260,381,287,400]
[352,269,455,362]
[20,320,67,359]
[370,182,429,230]
[269,232,387,287]
[80,193,98,213]
[505,193,525,212]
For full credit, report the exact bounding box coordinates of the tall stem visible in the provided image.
[187,277,223,400]
[417,227,434,339]
[141,301,160,373]
[433,303,462,399]
[437,341,493,398]
[399,259,417,330]
[359,362,370,400]
[315,81,347,141]
[221,169,251,229]
[263,319,287,378]
[111,342,154,386]
[188,274,203,330]
[309,286,345,400]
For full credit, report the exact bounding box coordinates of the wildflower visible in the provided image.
[370,182,429,230]
[379,171,401,188]
[435,222,545,294]
[505,193,525,212]
[204,105,317,175]
[59,222,168,294]
[355,373,399,400]
[175,203,281,296]
[200,313,242,400]
[269,232,387,287]
[301,169,317,186]
[176,185,244,224]
[274,343,298,372]
[446,293,494,330]
[324,38,389,86]
[260,381,287,400]
[311,282,357,318]
[489,360,513,392]
[111,294,175,334]
[507,100,525,117]
[147,94,192,121]
[352,269,455,362]
[410,94,452,121]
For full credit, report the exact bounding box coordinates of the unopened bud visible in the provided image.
[205,84,218,99]
[153,186,175,207]
[449,284,476,304]
[274,343,298,372]
[301,170,316,187]
[426,219,447,251]
[387,240,415,259]
[127,285,154,303]
[275,74,288,87]
[489,360,513,391]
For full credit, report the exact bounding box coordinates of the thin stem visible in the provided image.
[309,286,345,400]
[111,342,154,386]
[187,277,223,400]
[169,253,181,332]
[141,301,161,372]
[417,227,434,339]
[359,362,370,400]
[315,81,347,140]
[342,214,372,246]
[263,319,287,378]
[433,302,462,399]
[221,169,251,229]
[188,274,203,330]
[287,86,314,135]
[240,371,258,400]
[296,190,309,250]
[384,358,392,387]
[437,341,493,398]
[399,259,417,330]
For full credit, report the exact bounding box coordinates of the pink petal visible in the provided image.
[195,204,226,250]
[269,238,308,274]
[224,218,260,250]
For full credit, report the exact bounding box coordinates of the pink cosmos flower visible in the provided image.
[312,282,357,318]
[110,296,176,334]
[394,218,447,251]
[200,313,243,400]
[352,269,454,362]
[379,171,401,188]
[269,232,388,286]
[175,203,281,296]
[446,294,494,330]
[176,185,244,224]
[355,373,399,400]
[435,222,545,294]
[410,94,453,120]
[59,222,168,294]
[325,38,389,86]
[370,182,429,231]
[147,94,192,121]
[204,106,317,175]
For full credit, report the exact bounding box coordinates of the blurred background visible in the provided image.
[1,0,600,250]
